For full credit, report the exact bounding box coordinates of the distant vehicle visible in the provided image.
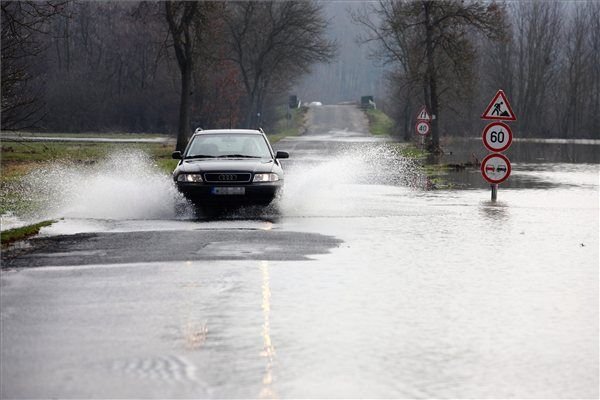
[308,101,322,107]
[496,165,507,173]
[360,95,376,109]
[289,95,300,108]
[172,129,289,207]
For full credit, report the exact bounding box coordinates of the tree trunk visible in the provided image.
[423,1,440,151]
[176,64,192,151]
[165,1,198,151]
[244,97,256,128]
[403,100,411,142]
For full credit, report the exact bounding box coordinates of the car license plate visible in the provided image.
[211,187,245,195]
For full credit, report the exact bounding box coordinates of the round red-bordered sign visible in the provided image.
[482,122,513,152]
[415,121,430,136]
[481,153,511,184]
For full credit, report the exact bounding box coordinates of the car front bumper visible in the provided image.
[176,181,282,206]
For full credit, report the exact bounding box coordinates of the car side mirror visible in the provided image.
[275,151,289,159]
[172,151,182,159]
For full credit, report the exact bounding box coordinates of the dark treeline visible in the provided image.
[353,0,600,144]
[2,1,598,143]
[1,0,335,148]
[3,1,176,132]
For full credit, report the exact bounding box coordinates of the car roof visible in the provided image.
[192,129,264,136]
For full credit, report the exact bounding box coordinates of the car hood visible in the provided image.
[178,158,274,174]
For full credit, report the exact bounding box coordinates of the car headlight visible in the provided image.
[253,173,279,182]
[177,173,203,183]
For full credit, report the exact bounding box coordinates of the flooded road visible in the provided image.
[1,105,598,398]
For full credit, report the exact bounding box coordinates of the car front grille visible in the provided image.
[204,172,252,183]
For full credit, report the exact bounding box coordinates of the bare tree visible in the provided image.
[1,1,66,130]
[352,2,427,141]
[40,2,177,133]
[511,2,563,135]
[583,1,600,136]
[561,5,589,137]
[164,1,198,151]
[187,3,246,130]
[354,0,504,151]
[224,1,336,128]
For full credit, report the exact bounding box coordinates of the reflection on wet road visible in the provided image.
[260,261,276,399]
[1,105,598,398]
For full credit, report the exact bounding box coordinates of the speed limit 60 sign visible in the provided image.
[482,122,513,152]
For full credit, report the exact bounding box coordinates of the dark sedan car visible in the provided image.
[172,129,288,207]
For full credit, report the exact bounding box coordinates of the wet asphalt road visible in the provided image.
[1,105,598,399]
[3,230,342,267]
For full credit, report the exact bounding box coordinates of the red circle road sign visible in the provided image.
[482,122,513,152]
[481,153,512,184]
[415,121,430,136]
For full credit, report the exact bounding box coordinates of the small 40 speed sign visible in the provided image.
[482,122,513,152]
[415,121,430,136]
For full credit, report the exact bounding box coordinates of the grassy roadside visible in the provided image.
[365,109,395,136]
[1,140,176,178]
[1,132,167,139]
[268,106,308,143]
[1,220,55,248]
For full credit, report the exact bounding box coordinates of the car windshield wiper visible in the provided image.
[217,154,262,158]
[184,154,216,159]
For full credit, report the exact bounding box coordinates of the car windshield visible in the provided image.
[185,134,272,159]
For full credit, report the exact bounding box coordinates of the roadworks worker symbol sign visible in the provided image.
[416,105,431,121]
[481,90,517,121]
